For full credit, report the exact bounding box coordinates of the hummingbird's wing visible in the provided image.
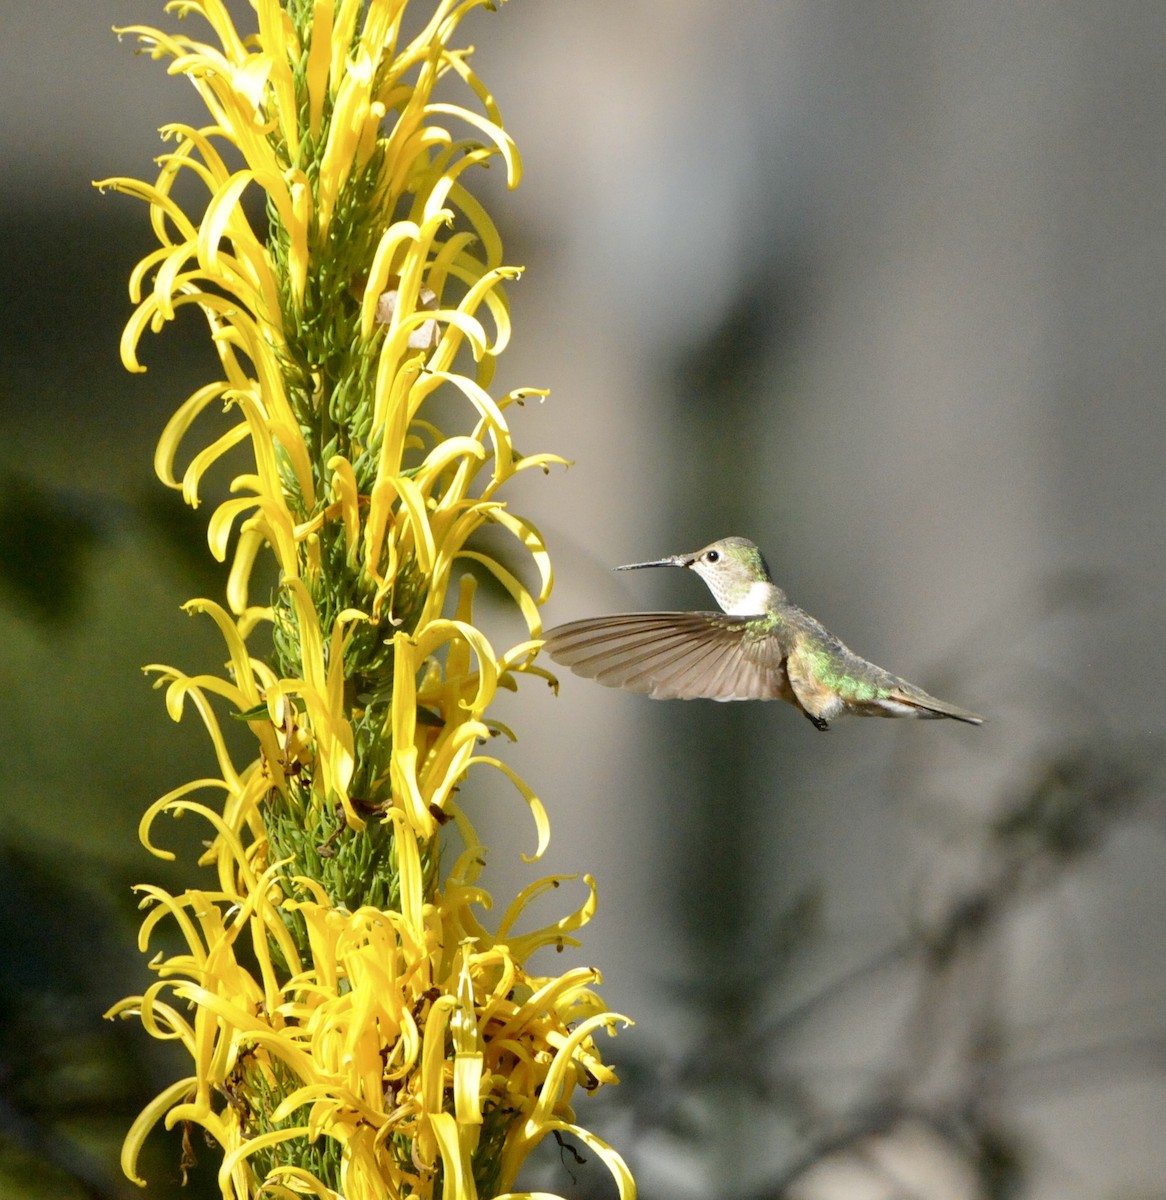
[542,612,791,702]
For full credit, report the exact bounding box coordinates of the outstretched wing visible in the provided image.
[543,612,791,702]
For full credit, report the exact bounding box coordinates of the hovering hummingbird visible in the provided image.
[542,536,982,730]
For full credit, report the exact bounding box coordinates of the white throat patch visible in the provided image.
[719,579,776,616]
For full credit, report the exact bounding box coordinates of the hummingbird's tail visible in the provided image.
[889,683,984,724]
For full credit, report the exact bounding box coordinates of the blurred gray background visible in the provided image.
[2,3,1166,1198]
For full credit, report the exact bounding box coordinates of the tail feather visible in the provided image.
[893,683,983,725]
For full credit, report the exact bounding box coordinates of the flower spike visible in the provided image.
[102,3,632,1198]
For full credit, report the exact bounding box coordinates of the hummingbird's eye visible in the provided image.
[705,550,720,563]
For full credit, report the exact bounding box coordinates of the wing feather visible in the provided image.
[543,613,790,702]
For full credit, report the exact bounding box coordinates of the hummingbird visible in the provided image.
[542,536,982,730]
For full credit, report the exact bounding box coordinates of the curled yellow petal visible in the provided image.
[119,1076,199,1187]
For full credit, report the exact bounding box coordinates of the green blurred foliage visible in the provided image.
[0,201,245,1198]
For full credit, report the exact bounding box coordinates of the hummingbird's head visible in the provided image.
[684,537,774,612]
[616,536,778,616]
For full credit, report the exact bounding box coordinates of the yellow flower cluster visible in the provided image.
[98,2,632,1197]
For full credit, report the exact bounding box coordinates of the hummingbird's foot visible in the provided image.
[805,713,830,731]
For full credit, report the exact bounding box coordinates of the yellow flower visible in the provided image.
[99,2,633,1197]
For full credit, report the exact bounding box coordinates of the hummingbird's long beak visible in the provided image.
[614,554,691,571]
